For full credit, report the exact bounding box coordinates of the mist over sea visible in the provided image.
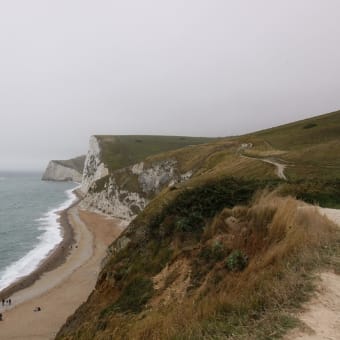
[0,172,77,292]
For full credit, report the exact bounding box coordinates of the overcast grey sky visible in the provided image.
[1,0,340,170]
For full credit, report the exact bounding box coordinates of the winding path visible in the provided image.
[259,158,288,180]
[240,154,288,180]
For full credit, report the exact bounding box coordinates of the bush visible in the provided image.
[280,179,340,208]
[152,178,279,236]
[113,267,128,281]
[212,241,226,261]
[199,242,226,263]
[175,212,204,232]
[112,276,154,313]
[303,123,317,129]
[226,250,248,272]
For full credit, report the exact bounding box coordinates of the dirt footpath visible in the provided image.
[285,208,340,340]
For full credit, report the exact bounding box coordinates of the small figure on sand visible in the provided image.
[1,299,4,306]
[33,306,41,312]
[0,312,3,321]
[8,298,11,306]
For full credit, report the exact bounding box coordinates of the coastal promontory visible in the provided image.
[42,156,85,182]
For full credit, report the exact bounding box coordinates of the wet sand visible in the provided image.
[0,206,124,340]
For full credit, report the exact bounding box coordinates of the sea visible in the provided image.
[0,171,78,293]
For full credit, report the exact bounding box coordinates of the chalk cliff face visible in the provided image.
[80,159,192,221]
[42,156,85,182]
[81,136,109,193]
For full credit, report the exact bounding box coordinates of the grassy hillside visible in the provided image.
[57,110,340,339]
[91,111,340,191]
[96,135,218,172]
[249,110,340,149]
[97,111,340,181]
[57,180,340,339]
[239,110,340,180]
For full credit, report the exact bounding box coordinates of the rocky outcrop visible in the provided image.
[80,160,192,221]
[81,136,109,193]
[42,156,85,182]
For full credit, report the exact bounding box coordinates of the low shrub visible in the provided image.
[175,212,204,232]
[112,276,154,313]
[303,123,317,129]
[226,250,248,272]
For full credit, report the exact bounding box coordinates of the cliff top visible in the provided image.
[94,135,218,172]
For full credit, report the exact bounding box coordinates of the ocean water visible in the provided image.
[0,172,77,292]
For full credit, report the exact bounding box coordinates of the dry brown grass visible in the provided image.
[57,192,339,340]
[122,193,338,340]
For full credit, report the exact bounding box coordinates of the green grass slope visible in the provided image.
[239,110,340,180]
[250,110,340,150]
[96,135,218,172]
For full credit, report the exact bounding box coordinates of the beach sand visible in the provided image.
[0,206,124,340]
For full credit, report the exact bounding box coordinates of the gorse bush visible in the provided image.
[226,250,248,272]
[199,241,226,262]
[151,177,280,237]
[211,241,225,261]
[175,212,204,232]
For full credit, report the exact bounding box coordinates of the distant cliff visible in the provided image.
[42,156,86,182]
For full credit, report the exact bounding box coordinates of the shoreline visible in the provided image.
[0,189,80,301]
[0,199,124,339]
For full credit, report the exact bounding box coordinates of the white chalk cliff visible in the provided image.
[42,156,85,182]
[43,135,196,222]
[80,138,193,221]
[81,136,109,193]
[80,159,192,221]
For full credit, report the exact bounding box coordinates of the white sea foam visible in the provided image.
[0,186,79,292]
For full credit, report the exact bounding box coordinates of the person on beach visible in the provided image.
[0,312,3,321]
[1,299,4,306]
[8,298,11,306]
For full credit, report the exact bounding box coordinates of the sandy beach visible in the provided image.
[0,205,124,340]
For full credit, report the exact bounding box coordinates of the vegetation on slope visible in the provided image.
[250,110,340,150]
[280,179,340,208]
[241,110,340,180]
[57,109,340,339]
[92,111,340,202]
[57,180,340,339]
[96,135,218,172]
